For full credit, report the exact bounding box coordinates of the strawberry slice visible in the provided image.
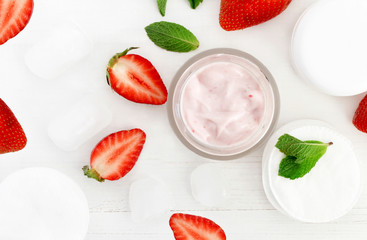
[219,0,292,31]
[83,129,146,182]
[169,213,227,240]
[353,94,367,133]
[106,47,168,105]
[0,98,27,154]
[0,0,34,45]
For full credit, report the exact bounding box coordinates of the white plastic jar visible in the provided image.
[291,0,367,96]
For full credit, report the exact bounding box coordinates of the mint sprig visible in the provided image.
[157,0,167,16]
[188,0,203,9]
[276,134,333,180]
[145,21,199,53]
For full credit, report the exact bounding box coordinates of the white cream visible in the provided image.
[264,121,361,222]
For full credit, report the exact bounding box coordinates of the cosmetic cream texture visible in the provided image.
[181,62,265,147]
[268,125,361,222]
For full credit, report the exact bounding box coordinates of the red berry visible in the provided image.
[106,47,168,105]
[0,99,27,154]
[219,0,292,31]
[353,94,367,133]
[169,213,226,240]
[0,0,34,45]
[83,129,146,182]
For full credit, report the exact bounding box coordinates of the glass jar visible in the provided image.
[168,48,280,160]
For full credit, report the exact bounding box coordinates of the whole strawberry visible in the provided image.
[353,94,367,133]
[219,0,292,31]
[0,0,34,45]
[0,99,27,154]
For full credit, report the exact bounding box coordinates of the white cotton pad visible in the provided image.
[0,168,89,240]
[263,120,362,222]
[292,0,367,96]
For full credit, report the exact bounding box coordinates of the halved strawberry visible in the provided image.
[106,47,168,105]
[0,0,34,45]
[169,213,226,240]
[83,129,146,182]
[353,94,367,133]
[0,98,27,154]
[219,0,292,31]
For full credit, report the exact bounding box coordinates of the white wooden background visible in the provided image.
[1,0,367,239]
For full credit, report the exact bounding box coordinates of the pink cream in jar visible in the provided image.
[169,49,279,160]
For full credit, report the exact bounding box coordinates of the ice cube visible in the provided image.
[48,94,112,151]
[129,177,172,223]
[191,164,228,207]
[25,22,92,80]
[0,167,89,240]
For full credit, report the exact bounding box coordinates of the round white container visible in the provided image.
[262,120,362,222]
[292,0,367,96]
[0,167,89,240]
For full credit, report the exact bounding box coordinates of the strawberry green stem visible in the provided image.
[82,166,105,182]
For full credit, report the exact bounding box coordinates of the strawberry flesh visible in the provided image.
[107,47,168,105]
[0,0,34,45]
[169,213,226,240]
[0,99,27,154]
[353,94,367,133]
[83,129,146,182]
[219,0,292,31]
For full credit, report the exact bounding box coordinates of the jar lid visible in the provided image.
[292,0,367,96]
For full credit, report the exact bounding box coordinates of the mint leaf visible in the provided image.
[276,134,332,164]
[276,134,333,180]
[145,21,199,53]
[278,155,321,180]
[157,0,167,16]
[278,156,300,180]
[188,0,203,9]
